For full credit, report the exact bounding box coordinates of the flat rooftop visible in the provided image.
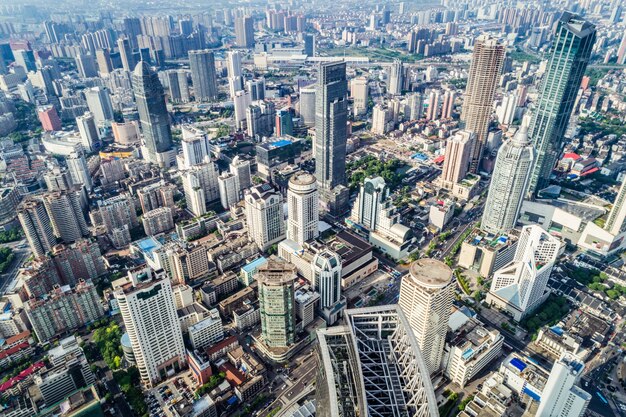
[409,258,452,289]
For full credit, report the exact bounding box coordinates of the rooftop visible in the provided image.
[408,258,453,289]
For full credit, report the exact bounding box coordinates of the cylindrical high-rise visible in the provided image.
[287,172,319,246]
[312,250,341,308]
[461,35,505,173]
[399,258,454,375]
[482,126,534,235]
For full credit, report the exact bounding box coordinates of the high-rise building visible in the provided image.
[527,13,596,196]
[298,87,316,126]
[218,172,240,210]
[617,30,626,65]
[257,259,297,348]
[244,183,285,251]
[425,90,440,120]
[189,50,218,102]
[496,92,518,125]
[114,268,186,387]
[137,181,176,214]
[117,36,136,72]
[76,112,99,152]
[461,35,505,173]
[315,61,349,215]
[275,108,294,136]
[95,49,113,75]
[315,306,438,417]
[43,190,89,243]
[75,53,98,78]
[536,353,591,417]
[229,156,252,193]
[408,92,423,120]
[440,90,456,119]
[303,33,315,57]
[482,126,534,235]
[142,207,174,236]
[180,125,211,168]
[399,258,454,374]
[38,106,62,132]
[234,90,251,128]
[66,152,93,192]
[226,50,243,79]
[182,162,220,216]
[235,16,255,48]
[18,199,56,258]
[605,177,626,235]
[246,101,275,139]
[350,76,368,116]
[486,225,560,321]
[133,61,173,165]
[311,249,345,325]
[246,78,265,101]
[84,87,114,125]
[96,193,138,235]
[440,130,474,189]
[286,172,319,246]
[388,59,403,95]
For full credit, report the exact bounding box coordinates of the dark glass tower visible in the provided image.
[132,61,173,158]
[527,12,596,196]
[315,61,349,215]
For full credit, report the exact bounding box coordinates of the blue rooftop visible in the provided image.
[510,357,527,372]
[242,257,268,274]
[270,139,292,148]
[550,326,564,336]
[523,387,541,401]
[137,236,160,253]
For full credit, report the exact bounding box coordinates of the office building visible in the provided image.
[218,172,240,209]
[315,306,438,417]
[84,87,114,125]
[257,259,297,348]
[399,258,454,374]
[227,50,243,79]
[350,76,368,116]
[76,112,99,152]
[461,35,505,172]
[235,16,255,48]
[244,183,285,251]
[440,130,474,189]
[312,249,345,325]
[527,13,596,195]
[75,53,98,78]
[487,225,560,321]
[605,177,626,235]
[388,59,403,95]
[315,61,349,215]
[286,172,319,246]
[189,50,218,102]
[95,49,113,74]
[113,268,186,387]
[182,162,220,216]
[275,108,294,136]
[482,126,534,235]
[536,353,591,417]
[180,125,211,168]
[43,190,88,243]
[18,199,56,257]
[132,61,173,165]
[299,87,316,126]
[117,36,136,72]
[303,33,315,56]
[234,90,251,128]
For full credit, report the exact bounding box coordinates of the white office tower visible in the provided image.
[84,86,114,125]
[536,353,591,417]
[180,125,211,168]
[440,130,474,190]
[76,112,99,152]
[408,93,423,120]
[227,50,243,79]
[399,258,454,374]
[299,87,316,126]
[315,306,438,417]
[244,183,285,251]
[487,225,560,321]
[605,177,626,235]
[286,172,319,246]
[66,152,93,192]
[388,59,403,95]
[312,250,345,325]
[350,76,368,116]
[218,172,240,210]
[182,162,219,217]
[482,126,534,235]
[233,90,251,129]
[230,156,252,193]
[113,267,186,387]
[228,76,244,98]
[497,92,518,125]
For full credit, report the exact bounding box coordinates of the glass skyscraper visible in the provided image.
[527,12,596,196]
[132,61,173,159]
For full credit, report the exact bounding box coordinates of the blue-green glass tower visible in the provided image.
[527,12,596,196]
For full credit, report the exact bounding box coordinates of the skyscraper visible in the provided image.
[244,183,285,251]
[527,13,596,195]
[66,152,93,192]
[461,35,505,172]
[117,36,136,72]
[440,130,475,190]
[617,30,626,65]
[229,156,252,193]
[189,50,218,102]
[350,76,368,116]
[299,87,316,126]
[114,267,186,387]
[42,190,89,244]
[18,199,56,258]
[76,112,99,152]
[275,108,294,136]
[286,172,319,246]
[399,258,454,374]
[257,259,297,348]
[536,353,591,417]
[218,172,240,210]
[605,178,626,235]
[315,61,349,215]
[486,225,560,321]
[388,59,403,95]
[75,53,98,78]
[84,87,114,125]
[226,50,242,79]
[315,306,438,417]
[482,126,534,235]
[235,16,255,48]
[132,61,173,164]
[181,162,220,217]
[311,249,345,324]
